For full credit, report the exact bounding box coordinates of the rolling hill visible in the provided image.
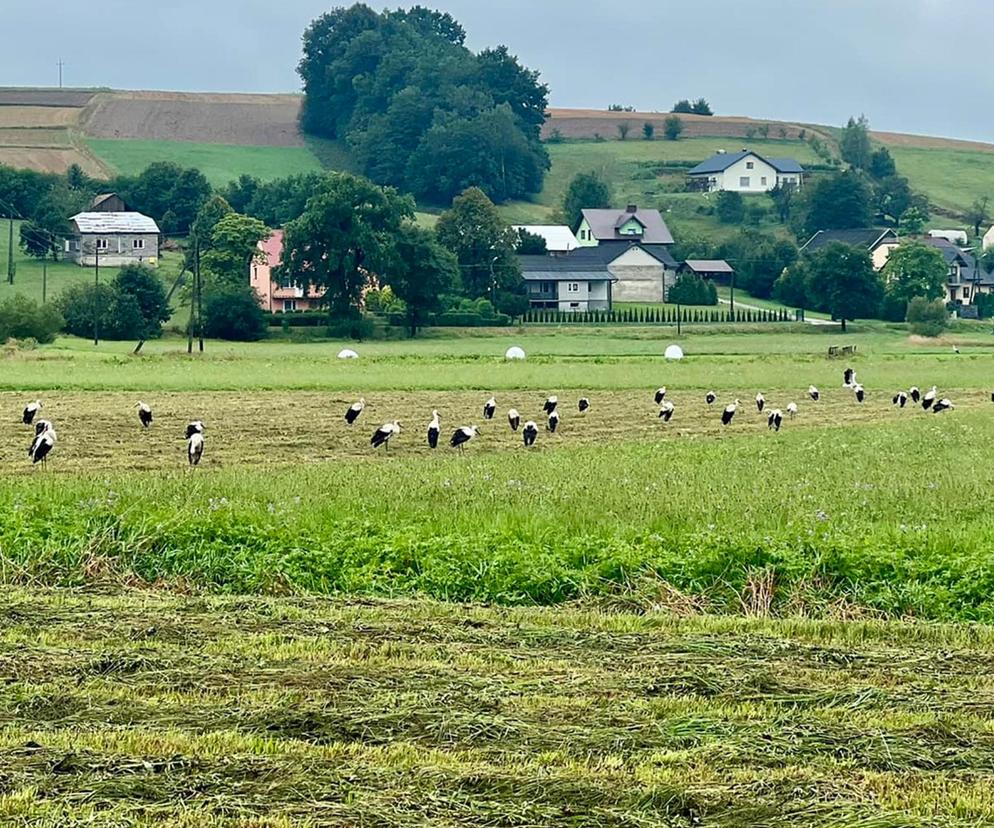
[2,89,993,228]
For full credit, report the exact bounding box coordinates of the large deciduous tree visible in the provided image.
[561,171,610,231]
[804,170,873,233]
[805,242,883,332]
[389,225,460,336]
[882,241,948,305]
[281,173,414,318]
[201,213,270,287]
[435,187,520,300]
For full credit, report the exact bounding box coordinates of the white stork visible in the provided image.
[756,392,766,413]
[136,401,153,428]
[543,396,558,414]
[893,391,908,408]
[932,398,955,414]
[450,425,479,450]
[910,387,921,404]
[187,431,204,466]
[953,345,961,355]
[658,401,675,422]
[345,398,366,426]
[768,409,783,432]
[29,422,56,465]
[185,421,205,439]
[22,400,42,425]
[507,408,521,431]
[427,411,440,449]
[922,386,938,410]
[523,421,539,447]
[483,396,497,420]
[721,400,740,426]
[843,368,856,388]
[371,421,400,451]
[578,397,590,413]
[705,391,717,406]
[548,410,560,433]
[854,383,865,404]
[787,402,798,419]
[808,386,820,402]
[654,387,667,405]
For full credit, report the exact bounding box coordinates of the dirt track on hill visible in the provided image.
[82,91,306,146]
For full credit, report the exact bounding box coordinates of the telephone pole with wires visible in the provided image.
[6,214,13,284]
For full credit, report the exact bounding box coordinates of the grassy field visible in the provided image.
[4,588,994,826]
[86,139,325,187]
[885,144,994,217]
[0,220,185,306]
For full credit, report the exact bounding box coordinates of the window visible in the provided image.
[95,238,109,251]
[760,176,767,186]
[569,302,580,309]
[739,177,750,188]
[568,282,580,293]
[283,299,297,312]
[746,161,754,170]
[133,238,145,250]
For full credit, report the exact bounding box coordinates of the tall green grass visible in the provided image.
[5,414,994,619]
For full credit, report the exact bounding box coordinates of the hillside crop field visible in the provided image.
[4,327,994,825]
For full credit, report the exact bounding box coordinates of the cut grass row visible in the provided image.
[4,588,994,826]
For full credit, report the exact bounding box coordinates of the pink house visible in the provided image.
[251,230,325,312]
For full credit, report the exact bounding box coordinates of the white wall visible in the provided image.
[713,155,779,193]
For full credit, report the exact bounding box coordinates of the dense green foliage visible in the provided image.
[561,171,611,231]
[718,230,798,299]
[663,114,684,140]
[203,284,267,341]
[802,170,873,232]
[802,242,883,330]
[906,296,949,337]
[298,4,549,203]
[840,114,872,170]
[715,191,745,224]
[883,241,948,305]
[58,265,171,340]
[388,225,460,335]
[0,294,62,343]
[667,274,718,305]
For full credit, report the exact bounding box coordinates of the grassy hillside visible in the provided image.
[86,138,324,187]
[885,144,994,216]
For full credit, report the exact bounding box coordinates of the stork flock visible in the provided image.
[13,365,959,467]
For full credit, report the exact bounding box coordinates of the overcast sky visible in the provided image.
[4,0,990,141]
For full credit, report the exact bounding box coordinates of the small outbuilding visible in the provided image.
[67,212,160,268]
[680,259,736,285]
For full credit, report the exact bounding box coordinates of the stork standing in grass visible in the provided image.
[29,421,56,466]
[933,398,955,414]
[187,430,204,466]
[854,383,865,404]
[910,387,921,404]
[345,398,366,426]
[787,402,798,419]
[507,408,520,431]
[136,402,153,428]
[922,386,938,410]
[427,411,440,449]
[543,396,558,414]
[721,400,740,426]
[654,387,667,405]
[450,425,479,451]
[22,400,42,425]
[371,421,400,451]
[768,409,783,432]
[893,391,908,408]
[548,410,560,433]
[483,396,497,420]
[705,391,717,406]
[578,397,590,414]
[808,386,820,402]
[843,368,856,388]
[755,392,766,413]
[523,421,538,447]
[658,401,675,422]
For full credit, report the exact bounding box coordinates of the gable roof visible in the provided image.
[71,212,160,235]
[920,236,971,266]
[519,240,678,273]
[683,259,735,274]
[689,150,805,176]
[580,207,674,244]
[801,228,897,253]
[90,193,125,210]
[512,225,579,253]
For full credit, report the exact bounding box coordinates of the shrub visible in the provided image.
[326,316,376,341]
[58,282,145,341]
[663,115,684,141]
[906,297,948,337]
[0,295,62,344]
[114,264,171,339]
[668,275,718,306]
[203,284,267,341]
[715,191,746,224]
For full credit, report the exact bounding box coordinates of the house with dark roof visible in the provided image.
[918,237,991,307]
[576,205,674,246]
[679,259,736,285]
[688,150,804,193]
[521,239,680,308]
[801,228,899,270]
[90,193,129,213]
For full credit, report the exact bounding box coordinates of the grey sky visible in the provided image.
[4,0,990,140]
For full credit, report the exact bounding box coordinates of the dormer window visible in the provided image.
[746,161,754,170]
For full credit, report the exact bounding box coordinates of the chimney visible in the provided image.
[626,204,637,213]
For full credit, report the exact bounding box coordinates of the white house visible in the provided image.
[66,212,160,268]
[512,225,579,254]
[688,150,804,193]
[520,257,614,312]
[983,225,994,251]
[929,229,968,246]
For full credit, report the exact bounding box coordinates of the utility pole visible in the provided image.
[42,261,47,304]
[196,238,204,352]
[6,215,13,285]
[57,60,65,89]
[93,243,100,346]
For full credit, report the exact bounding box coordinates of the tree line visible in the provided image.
[297,4,549,205]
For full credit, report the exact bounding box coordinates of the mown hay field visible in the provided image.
[5,589,994,827]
